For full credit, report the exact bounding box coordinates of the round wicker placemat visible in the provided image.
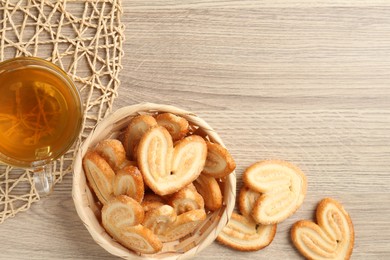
[0,0,124,223]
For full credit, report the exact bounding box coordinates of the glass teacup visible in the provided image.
[0,57,83,196]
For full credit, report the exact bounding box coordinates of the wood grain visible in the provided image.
[1,1,390,259]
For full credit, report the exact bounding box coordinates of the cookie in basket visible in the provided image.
[95,139,126,170]
[102,195,162,254]
[123,115,157,160]
[167,183,205,214]
[113,165,144,203]
[137,125,207,196]
[82,151,115,205]
[194,174,223,211]
[156,112,189,141]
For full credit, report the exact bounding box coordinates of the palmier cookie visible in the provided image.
[235,185,277,251]
[118,159,137,169]
[243,160,307,224]
[194,174,223,211]
[137,126,207,196]
[82,151,115,204]
[123,115,157,160]
[143,205,177,235]
[168,183,204,214]
[110,225,163,254]
[95,139,126,170]
[156,112,189,141]
[238,185,261,218]
[102,195,144,228]
[114,165,144,203]
[141,193,166,212]
[217,212,277,251]
[102,196,153,253]
[202,141,236,178]
[158,209,207,242]
[291,198,354,260]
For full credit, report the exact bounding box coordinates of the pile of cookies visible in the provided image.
[80,108,355,259]
[82,113,236,254]
[216,160,355,260]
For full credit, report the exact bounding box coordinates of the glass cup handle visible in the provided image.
[33,163,54,197]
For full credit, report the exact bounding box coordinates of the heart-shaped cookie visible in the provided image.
[113,165,144,203]
[106,224,163,254]
[202,141,236,178]
[82,151,115,205]
[123,115,157,160]
[217,212,277,251]
[168,183,205,214]
[102,196,163,254]
[137,126,207,196]
[194,174,223,211]
[156,112,189,141]
[102,195,144,228]
[217,185,276,252]
[243,160,307,224]
[143,205,177,235]
[238,185,261,218]
[158,209,207,242]
[141,193,166,212]
[95,139,126,170]
[291,198,354,260]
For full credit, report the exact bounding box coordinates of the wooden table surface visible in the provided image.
[1,1,390,259]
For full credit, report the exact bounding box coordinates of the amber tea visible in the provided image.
[0,58,82,167]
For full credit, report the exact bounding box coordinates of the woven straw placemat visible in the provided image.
[0,0,124,223]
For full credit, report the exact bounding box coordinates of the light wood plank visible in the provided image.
[120,5,390,111]
[1,1,390,259]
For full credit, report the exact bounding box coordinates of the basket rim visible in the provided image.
[72,102,236,260]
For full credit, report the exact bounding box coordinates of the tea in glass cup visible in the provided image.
[0,57,83,196]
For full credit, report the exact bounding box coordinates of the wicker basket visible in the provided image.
[73,103,236,259]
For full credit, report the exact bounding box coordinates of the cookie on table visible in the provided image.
[243,160,307,224]
[291,198,354,260]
